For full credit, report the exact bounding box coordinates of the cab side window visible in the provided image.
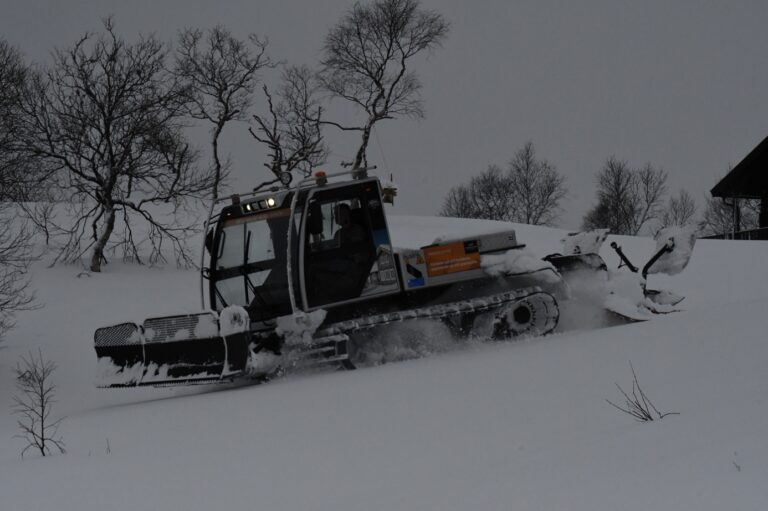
[308,199,359,251]
[304,193,373,307]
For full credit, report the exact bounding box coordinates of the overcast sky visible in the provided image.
[3,0,767,228]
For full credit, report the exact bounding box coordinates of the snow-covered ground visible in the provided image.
[2,215,767,510]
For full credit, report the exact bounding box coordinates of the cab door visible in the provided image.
[300,179,400,309]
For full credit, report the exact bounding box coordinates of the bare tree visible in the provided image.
[582,157,667,235]
[0,40,22,196]
[17,19,212,272]
[440,185,474,219]
[441,143,567,225]
[12,349,66,457]
[440,165,516,221]
[0,44,58,244]
[508,142,567,225]
[0,204,35,339]
[319,0,449,170]
[631,163,668,234]
[699,196,760,236]
[17,202,56,246]
[176,26,274,200]
[0,42,36,338]
[660,189,697,229]
[583,157,634,234]
[698,168,764,237]
[699,196,734,236]
[250,65,328,183]
[744,199,763,226]
[0,39,37,201]
[0,41,24,133]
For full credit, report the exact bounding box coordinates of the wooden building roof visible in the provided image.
[711,136,768,199]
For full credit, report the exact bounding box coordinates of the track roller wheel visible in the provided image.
[491,294,558,339]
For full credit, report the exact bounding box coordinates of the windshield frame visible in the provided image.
[209,207,291,312]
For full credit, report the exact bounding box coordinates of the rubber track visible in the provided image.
[312,286,559,340]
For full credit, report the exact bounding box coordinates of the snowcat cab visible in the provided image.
[207,175,401,323]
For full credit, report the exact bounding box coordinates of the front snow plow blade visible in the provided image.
[94,307,251,387]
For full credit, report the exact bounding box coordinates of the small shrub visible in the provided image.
[607,361,678,422]
[12,349,66,457]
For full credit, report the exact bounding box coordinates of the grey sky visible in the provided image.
[3,0,767,228]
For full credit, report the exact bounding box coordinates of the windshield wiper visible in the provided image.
[213,285,229,308]
[241,263,279,316]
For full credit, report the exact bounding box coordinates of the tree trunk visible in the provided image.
[211,122,226,201]
[90,205,116,272]
[353,123,372,170]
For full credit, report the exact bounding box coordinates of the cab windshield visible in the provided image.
[212,208,291,318]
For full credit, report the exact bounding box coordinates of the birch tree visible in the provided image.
[319,0,448,170]
[508,142,567,226]
[250,65,327,183]
[176,26,273,199]
[19,19,212,271]
[441,143,567,226]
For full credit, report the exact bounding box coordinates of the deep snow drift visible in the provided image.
[1,215,767,510]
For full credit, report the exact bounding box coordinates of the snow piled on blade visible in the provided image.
[193,314,219,339]
[95,359,145,387]
[603,270,678,320]
[481,249,560,283]
[218,306,250,337]
[275,310,327,346]
[647,226,697,276]
[560,229,609,255]
[604,271,655,320]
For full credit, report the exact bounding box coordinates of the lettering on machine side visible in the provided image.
[423,241,481,277]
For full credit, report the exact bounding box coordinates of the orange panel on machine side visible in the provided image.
[423,241,481,277]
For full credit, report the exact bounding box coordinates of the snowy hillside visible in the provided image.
[1,216,767,510]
